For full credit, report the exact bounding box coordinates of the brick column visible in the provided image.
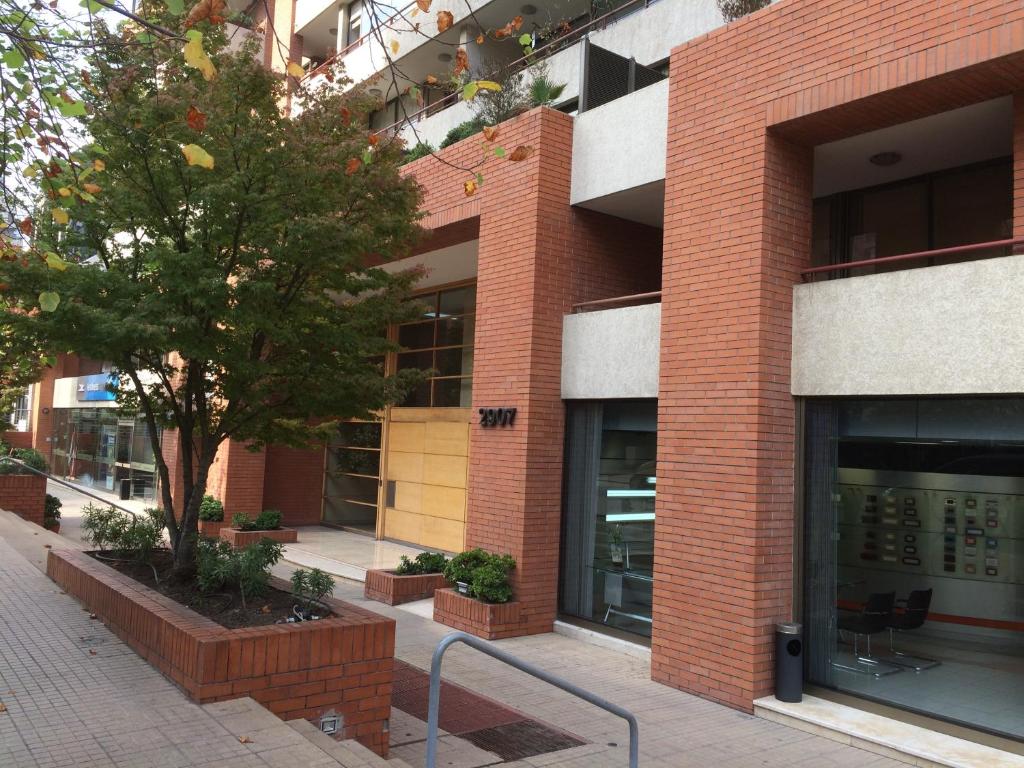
[207,438,266,517]
[653,72,813,708]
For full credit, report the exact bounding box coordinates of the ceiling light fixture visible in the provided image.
[437,52,452,62]
[520,4,537,14]
[869,151,902,167]
[329,27,337,34]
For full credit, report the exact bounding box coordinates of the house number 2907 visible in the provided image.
[479,407,517,427]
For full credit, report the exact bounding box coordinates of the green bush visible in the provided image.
[196,537,283,609]
[468,554,515,604]
[401,141,435,165]
[232,509,282,531]
[395,551,448,575]
[443,547,489,584]
[290,567,335,618]
[82,504,165,563]
[0,446,48,475]
[717,0,770,22]
[439,118,484,148]
[198,495,224,522]
[44,494,62,523]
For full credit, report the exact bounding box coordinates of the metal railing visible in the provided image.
[0,454,144,524]
[800,237,1024,281]
[572,290,661,313]
[426,631,639,768]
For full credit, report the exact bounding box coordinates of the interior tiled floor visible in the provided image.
[834,629,1024,740]
[283,526,424,579]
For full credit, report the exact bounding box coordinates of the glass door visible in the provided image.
[323,421,382,534]
[561,400,657,638]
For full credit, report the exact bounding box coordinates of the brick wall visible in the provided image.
[48,548,395,756]
[262,443,326,526]
[2,431,33,450]
[208,439,266,517]
[655,0,1024,712]
[0,474,47,526]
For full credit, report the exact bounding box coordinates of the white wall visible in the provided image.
[562,303,660,399]
[792,256,1024,396]
[570,78,667,206]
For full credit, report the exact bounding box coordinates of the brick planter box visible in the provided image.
[198,519,227,538]
[0,473,47,527]
[47,549,395,756]
[220,527,298,548]
[432,588,528,640]
[364,569,448,606]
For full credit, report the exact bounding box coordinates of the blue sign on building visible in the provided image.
[76,373,118,402]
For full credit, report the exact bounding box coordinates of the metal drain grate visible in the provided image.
[391,659,587,760]
[460,719,586,761]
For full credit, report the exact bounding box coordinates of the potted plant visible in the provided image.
[434,548,521,640]
[289,567,336,621]
[219,509,298,547]
[197,495,225,537]
[364,551,450,605]
[43,493,62,534]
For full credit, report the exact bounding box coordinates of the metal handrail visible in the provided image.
[0,454,143,523]
[426,631,639,768]
[370,0,655,135]
[572,290,661,313]
[800,237,1024,280]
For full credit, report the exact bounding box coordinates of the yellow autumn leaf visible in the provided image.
[286,61,305,78]
[93,158,105,172]
[183,30,217,81]
[181,144,215,169]
[52,209,69,225]
[476,80,501,93]
[389,39,399,55]
[45,252,67,271]
[58,187,71,197]
[82,183,101,195]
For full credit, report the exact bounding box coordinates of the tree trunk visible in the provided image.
[171,454,213,577]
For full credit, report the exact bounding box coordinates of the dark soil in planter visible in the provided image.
[86,550,332,629]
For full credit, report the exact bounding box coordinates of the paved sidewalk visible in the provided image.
[0,532,354,768]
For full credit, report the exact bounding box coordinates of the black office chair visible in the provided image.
[837,591,899,673]
[885,588,940,670]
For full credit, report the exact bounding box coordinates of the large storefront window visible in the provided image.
[803,398,1023,740]
[51,409,159,501]
[561,401,656,638]
[395,284,475,407]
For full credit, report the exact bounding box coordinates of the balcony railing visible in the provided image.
[571,290,661,313]
[801,238,1024,281]
[368,0,661,136]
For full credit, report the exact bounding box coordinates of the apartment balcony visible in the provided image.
[562,294,660,399]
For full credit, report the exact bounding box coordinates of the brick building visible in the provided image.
[7,0,1023,754]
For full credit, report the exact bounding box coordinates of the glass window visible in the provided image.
[561,401,657,638]
[6,386,31,431]
[344,0,363,48]
[394,283,476,407]
[323,420,381,534]
[803,397,1024,740]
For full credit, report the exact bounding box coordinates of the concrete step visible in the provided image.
[287,719,413,768]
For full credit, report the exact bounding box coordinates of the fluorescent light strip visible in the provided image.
[606,513,655,522]
[606,490,656,498]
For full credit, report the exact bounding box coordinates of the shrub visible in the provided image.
[290,567,335,618]
[231,509,283,531]
[0,446,48,475]
[395,551,448,575]
[443,547,489,584]
[196,537,283,609]
[401,141,435,165]
[717,0,770,22]
[468,554,515,604]
[198,495,224,522]
[44,494,62,523]
[82,503,165,563]
[439,118,484,148]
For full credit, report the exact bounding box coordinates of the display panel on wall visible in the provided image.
[803,397,1023,740]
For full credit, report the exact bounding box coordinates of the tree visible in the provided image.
[0,302,46,421]
[0,19,424,573]
[717,0,771,22]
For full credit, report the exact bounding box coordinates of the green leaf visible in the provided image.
[38,291,60,312]
[475,172,484,187]
[2,48,25,69]
[135,32,154,44]
[165,0,184,14]
[44,252,67,271]
[462,82,478,101]
[59,100,87,117]
[518,33,532,46]
[492,146,506,158]
[79,0,103,12]
[361,148,373,165]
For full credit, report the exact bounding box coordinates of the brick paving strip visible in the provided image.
[0,529,389,768]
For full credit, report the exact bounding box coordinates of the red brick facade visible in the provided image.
[653,0,1024,712]
[0,474,47,526]
[432,588,524,641]
[261,443,325,526]
[220,526,298,548]
[364,569,448,606]
[48,548,394,756]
